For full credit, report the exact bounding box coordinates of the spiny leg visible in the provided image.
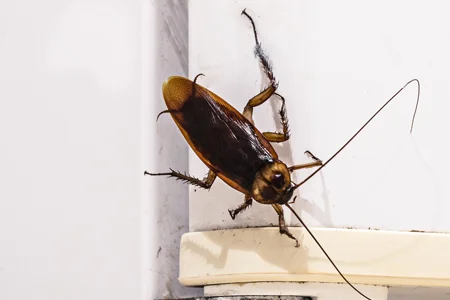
[243,91,291,142]
[242,9,276,89]
[262,93,290,142]
[272,204,299,247]
[288,151,323,172]
[241,11,291,141]
[288,161,323,172]
[288,196,298,205]
[228,195,253,220]
[242,82,277,124]
[304,150,321,162]
[241,9,277,124]
[287,152,322,204]
[144,169,216,190]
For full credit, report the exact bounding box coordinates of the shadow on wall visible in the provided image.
[151,0,203,298]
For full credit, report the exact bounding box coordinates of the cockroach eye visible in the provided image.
[271,173,285,189]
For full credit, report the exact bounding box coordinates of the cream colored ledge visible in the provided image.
[179,227,450,287]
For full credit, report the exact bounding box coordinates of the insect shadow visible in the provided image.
[250,15,333,229]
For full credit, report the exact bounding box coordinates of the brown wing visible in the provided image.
[161,76,278,194]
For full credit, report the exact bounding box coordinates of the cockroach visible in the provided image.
[145,9,421,300]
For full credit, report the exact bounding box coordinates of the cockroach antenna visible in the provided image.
[285,203,372,299]
[286,78,420,300]
[293,78,420,191]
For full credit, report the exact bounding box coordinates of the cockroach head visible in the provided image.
[251,159,294,205]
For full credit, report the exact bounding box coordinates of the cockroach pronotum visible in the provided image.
[145,9,420,300]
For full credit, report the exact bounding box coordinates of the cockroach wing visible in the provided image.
[162,76,277,194]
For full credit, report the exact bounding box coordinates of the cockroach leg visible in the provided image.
[242,8,278,125]
[241,78,287,138]
[287,196,297,205]
[304,150,322,163]
[242,83,277,124]
[144,169,216,190]
[263,132,287,142]
[241,9,259,44]
[228,195,253,220]
[272,203,299,247]
[202,169,217,186]
[287,151,323,172]
[262,93,290,142]
[288,161,323,172]
[242,9,276,88]
[242,11,291,143]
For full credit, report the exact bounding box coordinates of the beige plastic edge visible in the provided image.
[179,227,450,287]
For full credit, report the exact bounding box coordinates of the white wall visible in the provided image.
[0,0,197,299]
